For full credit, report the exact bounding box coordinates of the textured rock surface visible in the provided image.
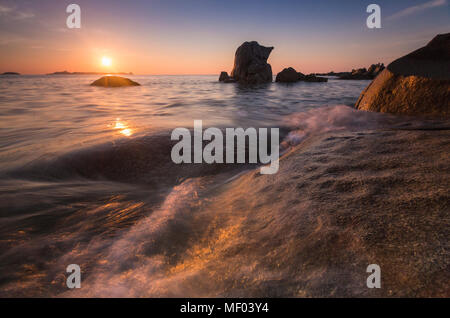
[355,33,450,117]
[230,41,274,84]
[90,76,140,87]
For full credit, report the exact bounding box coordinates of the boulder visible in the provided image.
[355,33,450,117]
[218,71,236,83]
[90,76,140,87]
[276,68,328,83]
[230,41,274,84]
[219,71,229,82]
[276,67,299,82]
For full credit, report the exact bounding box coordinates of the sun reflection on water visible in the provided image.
[112,119,133,137]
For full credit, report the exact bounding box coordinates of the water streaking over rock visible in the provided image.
[0,75,448,297]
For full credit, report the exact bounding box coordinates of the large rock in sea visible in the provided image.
[90,76,140,87]
[355,33,450,117]
[230,41,274,84]
[275,67,299,82]
[276,67,328,83]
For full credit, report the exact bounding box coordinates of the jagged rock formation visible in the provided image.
[338,63,385,80]
[355,33,450,117]
[219,41,273,84]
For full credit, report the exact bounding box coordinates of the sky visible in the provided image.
[0,0,448,74]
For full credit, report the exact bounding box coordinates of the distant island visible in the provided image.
[47,71,134,75]
[1,72,20,75]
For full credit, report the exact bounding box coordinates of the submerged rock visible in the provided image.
[230,41,274,84]
[355,33,450,117]
[90,76,140,87]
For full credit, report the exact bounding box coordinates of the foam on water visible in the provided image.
[0,75,393,296]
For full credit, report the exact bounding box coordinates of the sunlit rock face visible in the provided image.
[90,76,140,87]
[230,41,274,84]
[356,33,450,118]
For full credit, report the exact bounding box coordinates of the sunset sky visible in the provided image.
[0,0,448,74]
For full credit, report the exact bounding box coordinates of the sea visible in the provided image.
[0,74,380,296]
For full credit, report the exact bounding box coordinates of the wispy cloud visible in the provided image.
[0,4,34,20]
[387,0,447,21]
[0,4,14,15]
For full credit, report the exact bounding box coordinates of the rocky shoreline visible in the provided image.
[218,33,449,118]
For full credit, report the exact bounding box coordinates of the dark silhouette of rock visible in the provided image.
[275,67,328,83]
[355,33,450,117]
[1,72,20,75]
[276,67,328,83]
[219,71,229,81]
[230,41,274,84]
[276,67,299,82]
[218,71,236,83]
[339,63,384,80]
[90,76,140,87]
[303,74,328,82]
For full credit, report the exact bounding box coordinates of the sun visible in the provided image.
[101,56,112,67]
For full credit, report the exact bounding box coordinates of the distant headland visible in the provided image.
[1,72,20,75]
[46,71,134,75]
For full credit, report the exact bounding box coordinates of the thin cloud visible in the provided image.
[0,4,34,20]
[0,5,14,15]
[387,0,447,21]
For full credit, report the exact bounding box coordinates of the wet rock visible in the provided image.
[218,71,236,83]
[230,41,274,84]
[276,67,299,82]
[90,76,140,87]
[219,71,230,82]
[276,67,328,83]
[355,33,450,117]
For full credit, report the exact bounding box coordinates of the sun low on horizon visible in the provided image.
[101,56,112,67]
